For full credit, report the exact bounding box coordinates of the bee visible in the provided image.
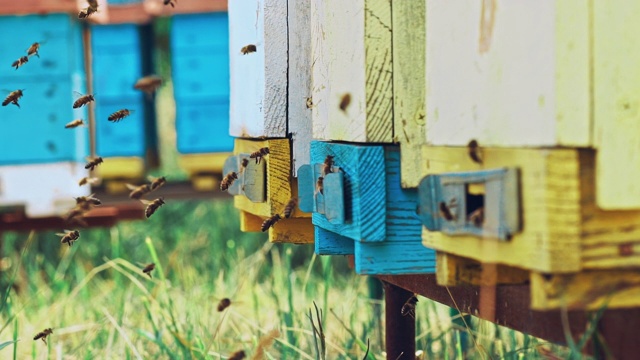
[228,350,246,360]
[239,158,249,173]
[467,207,484,227]
[27,42,42,58]
[220,172,238,191]
[439,199,457,222]
[108,109,133,122]
[339,93,351,112]
[78,7,97,19]
[249,147,270,164]
[75,194,102,207]
[468,139,482,164]
[142,263,155,278]
[148,176,166,192]
[261,214,281,232]
[306,97,314,109]
[217,298,231,312]
[11,56,29,70]
[72,92,95,109]
[65,119,86,129]
[141,198,165,218]
[401,294,418,319]
[283,198,297,219]
[133,75,163,96]
[315,176,324,195]
[126,183,151,200]
[85,156,103,171]
[33,328,53,345]
[240,44,257,55]
[57,230,80,247]
[323,155,334,176]
[2,89,24,108]
[78,176,99,187]
[164,0,177,7]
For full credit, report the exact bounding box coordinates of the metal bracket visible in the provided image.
[417,168,521,241]
[298,163,345,224]
[222,154,266,203]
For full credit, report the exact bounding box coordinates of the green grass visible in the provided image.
[0,200,586,359]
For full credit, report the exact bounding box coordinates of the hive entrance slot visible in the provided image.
[465,183,485,227]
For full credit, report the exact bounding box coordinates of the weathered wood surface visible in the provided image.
[425,1,590,147]
[393,0,426,189]
[0,0,76,14]
[310,0,393,143]
[288,0,313,177]
[436,252,529,286]
[421,146,582,273]
[229,0,287,138]
[315,227,355,255]
[143,0,227,15]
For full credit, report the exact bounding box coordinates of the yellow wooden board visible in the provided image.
[392,0,426,188]
[436,252,529,287]
[178,153,230,175]
[421,146,582,273]
[97,157,145,180]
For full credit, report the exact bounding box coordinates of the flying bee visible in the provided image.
[217,298,231,312]
[220,171,238,191]
[141,198,165,218]
[85,156,103,171]
[240,44,257,55]
[467,207,484,227]
[27,42,42,58]
[228,350,246,360]
[249,147,270,164]
[339,93,351,112]
[2,89,24,108]
[439,199,457,222]
[315,176,324,195]
[261,214,281,232]
[142,263,155,278]
[75,193,102,207]
[57,230,80,247]
[467,139,482,164]
[78,7,97,19]
[126,183,151,200]
[148,176,166,192]
[401,294,418,319]
[33,328,53,345]
[108,108,133,122]
[65,119,86,129]
[283,198,297,218]
[72,92,95,109]
[78,176,99,187]
[323,155,334,176]
[164,0,177,7]
[133,75,163,96]
[11,56,29,70]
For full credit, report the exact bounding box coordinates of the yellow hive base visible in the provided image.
[436,252,529,287]
[179,153,230,175]
[240,211,314,244]
[96,157,146,194]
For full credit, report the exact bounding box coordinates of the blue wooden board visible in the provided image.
[108,0,142,4]
[171,13,229,50]
[310,141,387,242]
[314,227,354,255]
[95,98,145,157]
[355,241,436,275]
[172,51,230,99]
[0,14,82,80]
[91,25,141,98]
[175,100,234,154]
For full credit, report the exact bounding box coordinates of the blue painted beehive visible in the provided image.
[170,12,234,155]
[298,141,436,275]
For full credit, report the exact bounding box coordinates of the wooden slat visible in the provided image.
[392,0,426,189]
[421,146,582,273]
[425,0,590,147]
[436,252,529,286]
[228,0,288,138]
[0,0,77,15]
[310,0,393,143]
[143,0,227,16]
[593,1,640,209]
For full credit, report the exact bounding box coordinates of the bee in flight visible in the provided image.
[228,350,246,360]
[283,198,297,219]
[401,294,418,319]
[323,155,334,176]
[73,92,95,109]
[79,0,99,19]
[240,44,257,55]
[261,214,281,232]
[133,75,163,97]
[126,183,151,200]
[164,0,177,8]
[217,298,231,312]
[220,172,238,192]
[339,93,351,113]
[148,176,166,192]
[249,147,270,164]
[2,89,24,108]
[85,156,103,171]
[27,42,43,58]
[142,263,155,278]
[75,194,102,207]
[108,109,133,122]
[11,56,29,70]
[33,328,53,345]
[78,176,99,187]
[57,230,80,247]
[65,119,86,129]
[141,198,165,218]
[467,139,483,164]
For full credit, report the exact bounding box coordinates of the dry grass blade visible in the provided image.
[445,286,489,360]
[250,328,280,360]
[101,307,143,360]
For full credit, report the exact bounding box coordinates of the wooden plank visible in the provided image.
[425,1,590,147]
[268,217,314,244]
[392,0,426,189]
[315,226,355,255]
[228,0,287,138]
[240,211,263,232]
[143,0,227,16]
[436,252,529,286]
[531,270,640,310]
[355,241,435,275]
[310,0,393,143]
[593,1,640,209]
[421,146,582,273]
[288,0,313,177]
[0,0,77,14]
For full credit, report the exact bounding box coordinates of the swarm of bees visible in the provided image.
[33,328,53,345]
[240,44,257,55]
[401,294,418,319]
